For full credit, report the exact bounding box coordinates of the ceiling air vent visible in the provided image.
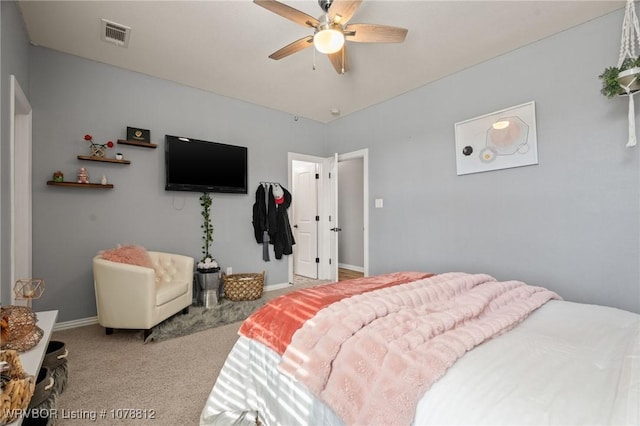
[101,19,131,48]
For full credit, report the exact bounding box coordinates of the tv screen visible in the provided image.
[165,135,248,194]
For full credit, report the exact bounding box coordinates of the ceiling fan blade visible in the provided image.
[345,23,408,43]
[327,45,348,74]
[254,0,319,28]
[327,0,362,25]
[269,35,314,60]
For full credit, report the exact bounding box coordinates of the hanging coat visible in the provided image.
[252,184,270,261]
[252,185,267,242]
[270,186,295,259]
[267,185,278,241]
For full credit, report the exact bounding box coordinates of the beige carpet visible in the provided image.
[52,276,329,425]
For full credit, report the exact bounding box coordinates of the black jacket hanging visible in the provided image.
[252,184,271,261]
[270,186,295,259]
[252,185,266,243]
[267,185,278,241]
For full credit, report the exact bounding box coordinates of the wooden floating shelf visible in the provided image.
[47,181,114,189]
[117,139,157,149]
[77,155,131,164]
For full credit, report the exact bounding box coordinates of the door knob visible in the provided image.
[330,227,342,232]
[293,224,298,228]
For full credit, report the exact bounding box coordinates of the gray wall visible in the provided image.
[327,9,639,313]
[3,5,639,320]
[1,1,30,305]
[28,48,326,322]
[338,158,364,269]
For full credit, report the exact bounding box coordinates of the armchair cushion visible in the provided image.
[100,244,153,269]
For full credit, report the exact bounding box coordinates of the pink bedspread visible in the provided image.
[239,271,433,355]
[278,272,560,426]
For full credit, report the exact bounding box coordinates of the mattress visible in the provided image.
[200,287,639,425]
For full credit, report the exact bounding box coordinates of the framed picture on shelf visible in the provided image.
[126,126,151,143]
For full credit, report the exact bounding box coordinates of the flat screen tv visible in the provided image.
[165,135,248,194]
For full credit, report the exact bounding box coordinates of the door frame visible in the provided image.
[9,75,33,305]
[288,149,369,283]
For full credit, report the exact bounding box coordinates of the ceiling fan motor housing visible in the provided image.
[318,0,334,13]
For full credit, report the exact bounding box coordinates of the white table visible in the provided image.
[7,310,58,426]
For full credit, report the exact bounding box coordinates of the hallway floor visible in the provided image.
[292,267,364,286]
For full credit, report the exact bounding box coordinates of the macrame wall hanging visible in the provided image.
[615,0,640,148]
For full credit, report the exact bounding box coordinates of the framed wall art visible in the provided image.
[126,126,151,143]
[454,101,538,176]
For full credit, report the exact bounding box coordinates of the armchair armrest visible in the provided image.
[93,257,158,328]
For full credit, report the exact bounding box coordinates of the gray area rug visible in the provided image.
[144,297,266,343]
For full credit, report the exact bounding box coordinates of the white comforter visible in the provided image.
[200,300,639,426]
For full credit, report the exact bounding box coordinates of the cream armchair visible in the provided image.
[93,251,194,339]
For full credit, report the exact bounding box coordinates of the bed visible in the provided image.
[200,272,640,426]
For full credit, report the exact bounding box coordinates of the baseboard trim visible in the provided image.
[54,316,99,332]
[53,283,291,331]
[338,263,364,273]
[264,282,293,291]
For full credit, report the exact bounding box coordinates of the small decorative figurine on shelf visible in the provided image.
[101,175,108,185]
[115,153,123,160]
[84,134,114,157]
[52,171,64,183]
[77,167,89,184]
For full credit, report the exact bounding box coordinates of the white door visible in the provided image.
[292,161,318,278]
[325,154,339,282]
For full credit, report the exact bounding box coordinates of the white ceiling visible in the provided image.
[17,0,623,123]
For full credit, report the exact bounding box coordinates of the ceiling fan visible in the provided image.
[254,0,408,74]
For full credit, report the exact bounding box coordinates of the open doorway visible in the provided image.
[288,149,368,285]
[337,157,365,281]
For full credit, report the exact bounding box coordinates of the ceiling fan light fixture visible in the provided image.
[314,23,344,54]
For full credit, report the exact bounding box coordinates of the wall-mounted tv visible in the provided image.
[165,135,248,194]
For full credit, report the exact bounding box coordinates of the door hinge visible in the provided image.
[315,215,320,221]
[315,257,320,264]
[329,215,332,222]
[328,172,332,179]
[329,258,332,265]
[315,173,319,179]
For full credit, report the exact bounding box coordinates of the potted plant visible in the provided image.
[600,0,639,148]
[197,192,219,273]
[195,192,221,306]
[599,57,640,97]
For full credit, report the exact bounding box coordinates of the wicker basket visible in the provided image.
[0,350,36,425]
[222,271,265,301]
[1,305,44,352]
